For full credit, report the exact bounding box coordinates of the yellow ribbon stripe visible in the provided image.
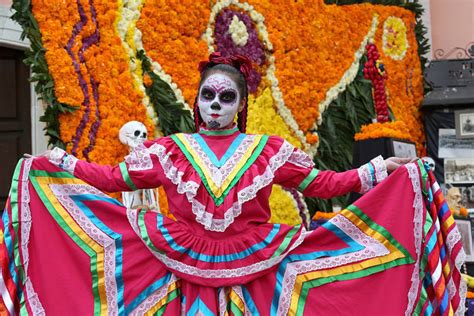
[143,281,180,315]
[36,176,109,315]
[229,288,246,314]
[175,134,263,198]
[289,210,407,312]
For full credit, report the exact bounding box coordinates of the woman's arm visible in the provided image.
[47,147,162,193]
[274,146,408,199]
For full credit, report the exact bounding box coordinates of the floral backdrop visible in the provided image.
[13,0,426,224]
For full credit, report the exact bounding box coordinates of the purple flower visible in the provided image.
[214,9,266,93]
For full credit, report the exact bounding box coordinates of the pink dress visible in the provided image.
[0,126,465,315]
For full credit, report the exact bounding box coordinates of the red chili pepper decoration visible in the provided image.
[363,43,390,123]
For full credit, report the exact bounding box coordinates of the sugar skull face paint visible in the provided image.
[198,73,242,129]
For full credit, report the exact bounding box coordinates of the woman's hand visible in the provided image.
[23,150,52,160]
[384,157,414,174]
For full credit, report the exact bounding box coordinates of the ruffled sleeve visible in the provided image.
[48,140,167,192]
[273,143,387,198]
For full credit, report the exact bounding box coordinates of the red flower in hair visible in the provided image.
[198,52,253,84]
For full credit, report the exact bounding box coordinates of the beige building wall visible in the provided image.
[430,0,474,59]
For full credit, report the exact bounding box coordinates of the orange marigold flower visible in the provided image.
[143,73,153,87]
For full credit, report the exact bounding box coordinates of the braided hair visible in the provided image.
[195,63,249,133]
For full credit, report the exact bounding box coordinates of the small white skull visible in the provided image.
[119,121,148,150]
[422,156,436,171]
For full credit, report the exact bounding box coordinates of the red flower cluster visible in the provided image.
[363,43,389,123]
[198,52,253,84]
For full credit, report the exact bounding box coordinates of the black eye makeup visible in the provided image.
[219,90,237,103]
[200,88,216,101]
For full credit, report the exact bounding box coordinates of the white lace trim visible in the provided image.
[127,208,306,279]
[124,143,154,171]
[357,163,372,194]
[129,274,179,315]
[189,140,295,232]
[276,214,390,315]
[286,148,314,169]
[356,155,387,194]
[404,163,424,316]
[49,147,66,165]
[218,288,227,316]
[50,184,119,314]
[128,140,295,232]
[19,158,45,315]
[372,155,388,184]
[49,147,78,173]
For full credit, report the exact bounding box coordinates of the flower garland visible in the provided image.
[354,121,412,141]
[364,42,390,123]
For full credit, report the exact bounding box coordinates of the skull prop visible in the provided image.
[422,156,435,171]
[119,121,148,150]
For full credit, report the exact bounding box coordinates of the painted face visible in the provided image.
[198,73,242,129]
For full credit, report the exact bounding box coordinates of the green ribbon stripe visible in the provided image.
[229,300,244,316]
[295,205,415,315]
[297,169,319,192]
[137,210,165,255]
[417,160,429,196]
[29,174,102,313]
[155,288,180,316]
[171,134,268,206]
[346,205,413,260]
[119,162,138,191]
[413,210,434,314]
[28,169,76,179]
[296,259,414,316]
[199,127,239,136]
[9,160,23,281]
[271,225,301,259]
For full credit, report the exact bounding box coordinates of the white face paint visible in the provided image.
[198,72,242,130]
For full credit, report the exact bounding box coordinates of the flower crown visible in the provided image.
[198,52,253,85]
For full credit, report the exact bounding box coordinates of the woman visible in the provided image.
[1,53,464,315]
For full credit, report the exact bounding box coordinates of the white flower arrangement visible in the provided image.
[116,0,158,127]
[229,15,249,47]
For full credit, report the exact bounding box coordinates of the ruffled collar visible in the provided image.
[198,124,240,136]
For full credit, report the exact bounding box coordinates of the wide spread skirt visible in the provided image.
[0,158,466,315]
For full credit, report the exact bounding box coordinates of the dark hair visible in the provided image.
[194,64,249,133]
